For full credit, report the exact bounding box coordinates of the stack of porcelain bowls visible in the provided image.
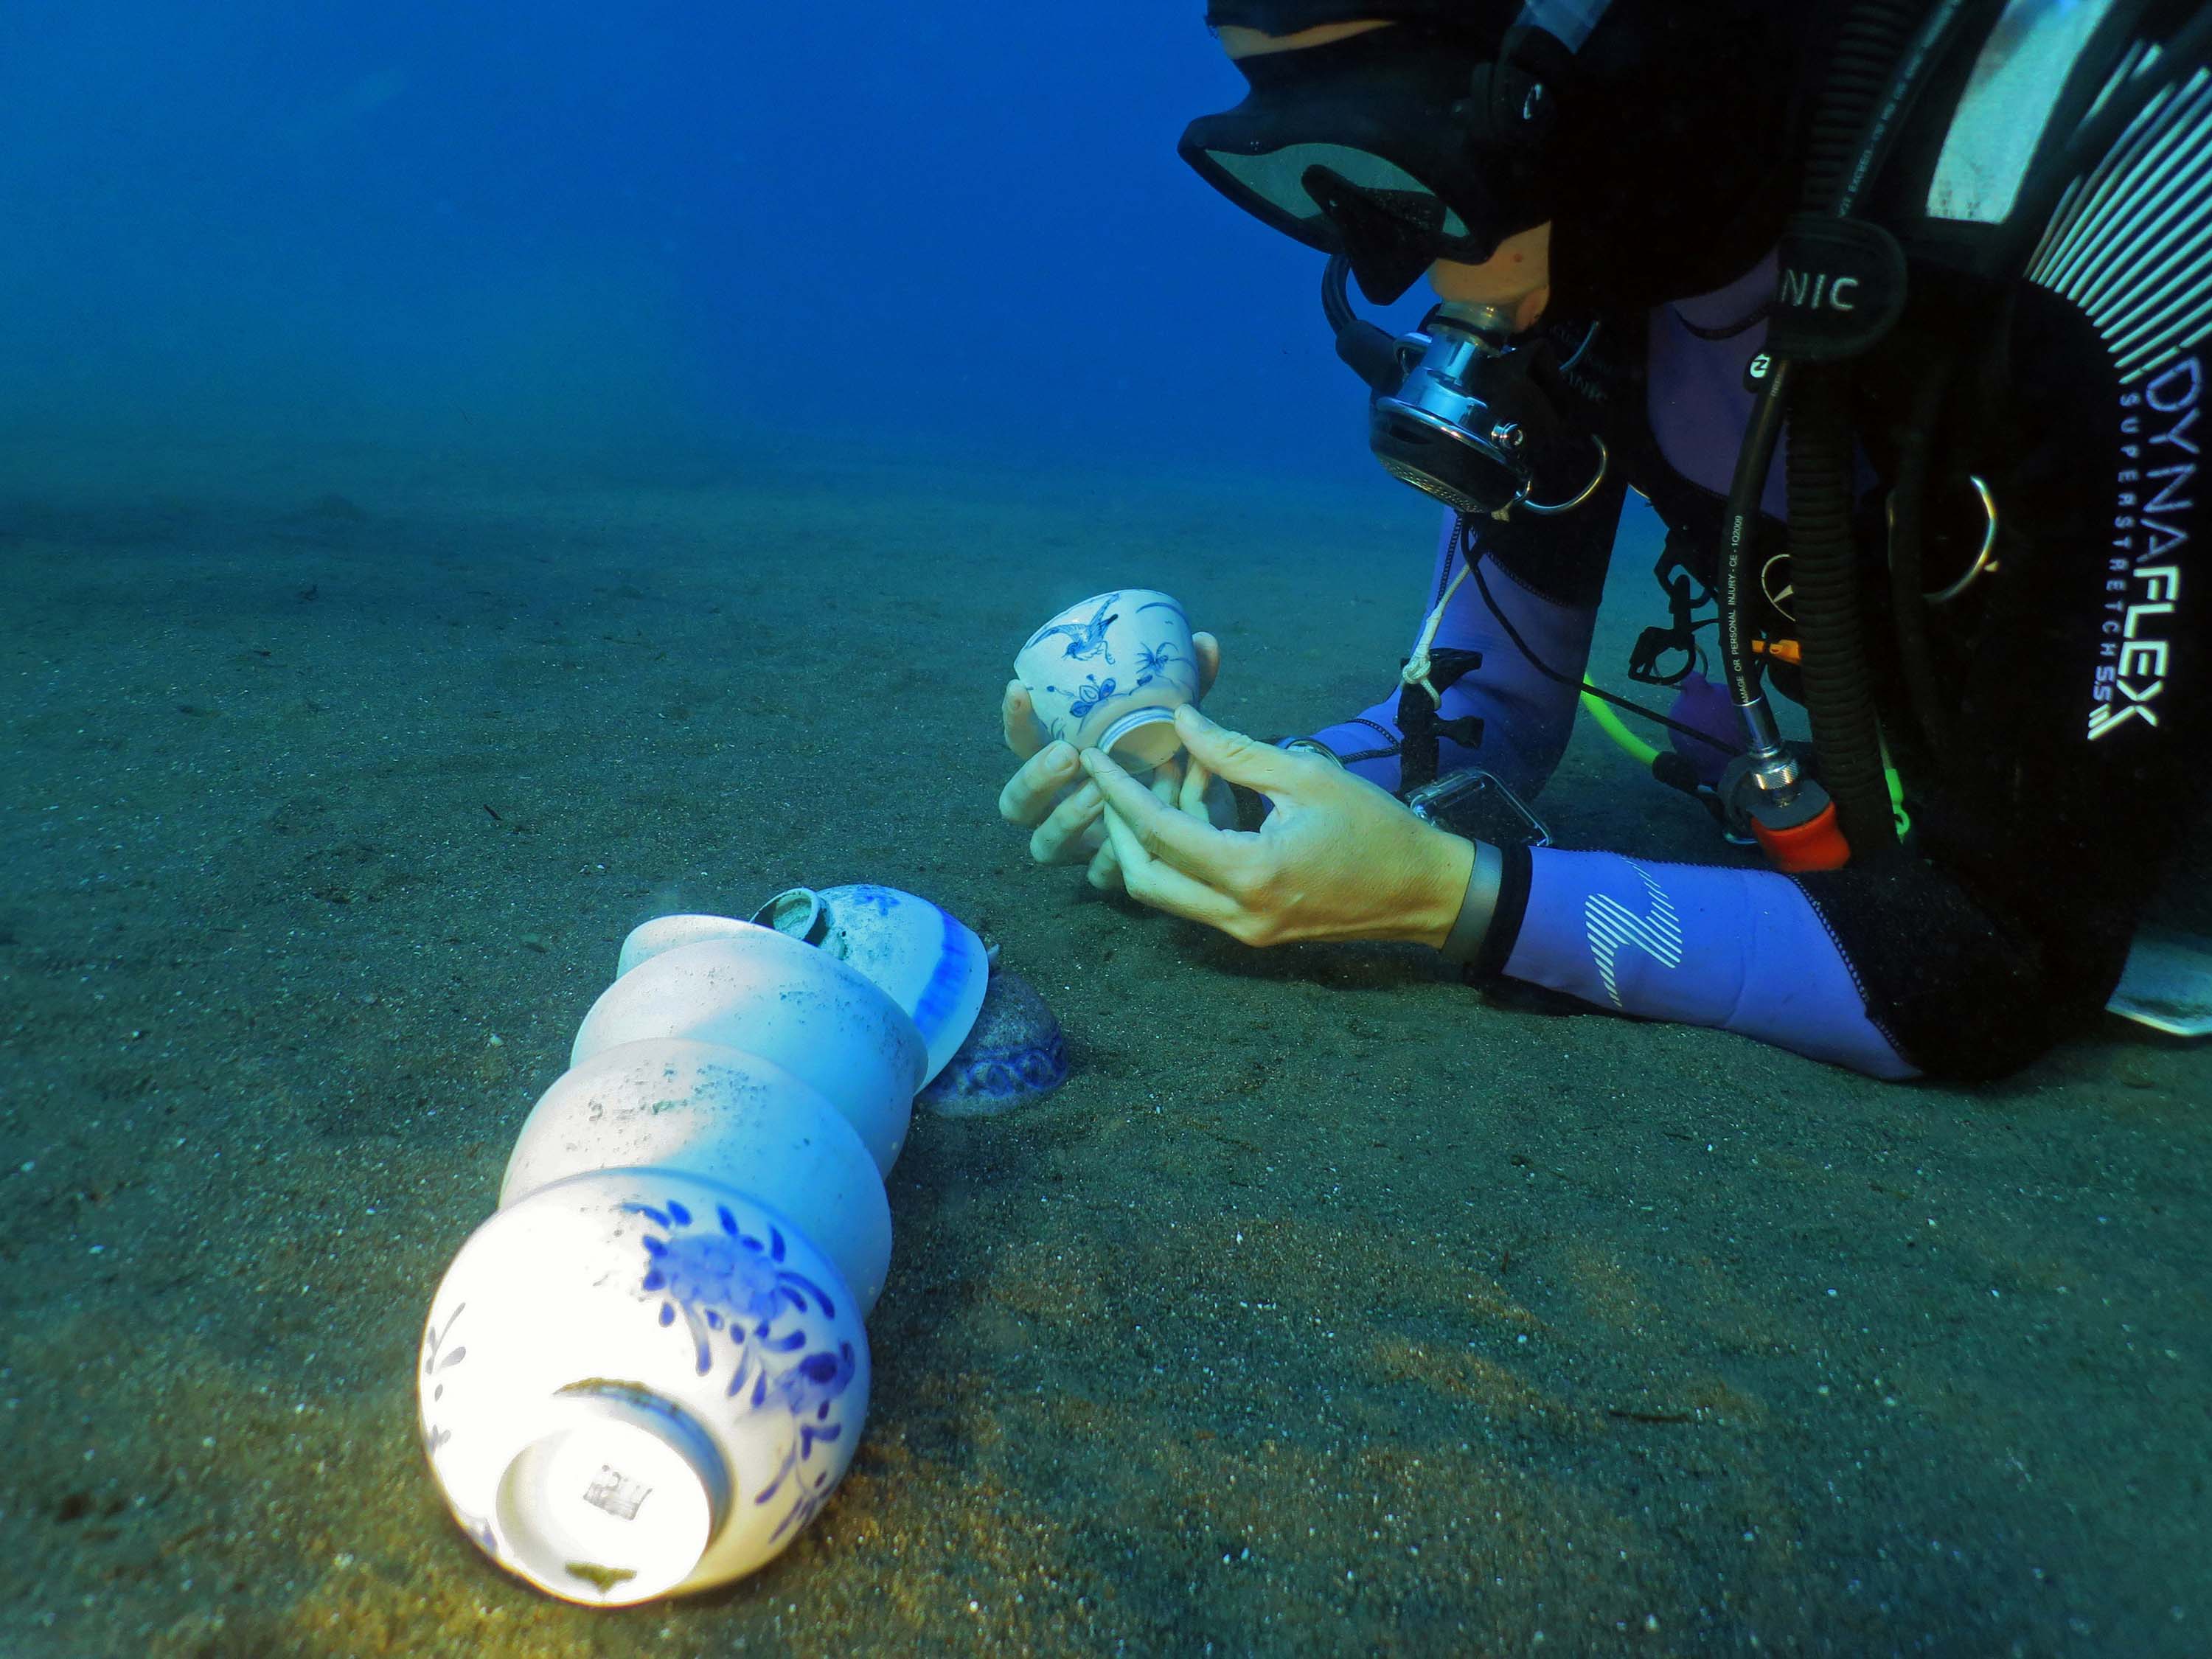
[416,885,989,1606]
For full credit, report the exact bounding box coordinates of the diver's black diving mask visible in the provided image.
[1178,24,1562,305]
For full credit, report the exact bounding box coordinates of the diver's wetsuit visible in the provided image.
[1307,240,2209,1082]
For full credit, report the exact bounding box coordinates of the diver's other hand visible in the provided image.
[997,630,1222,885]
[998,751,1234,891]
[1081,705,1475,948]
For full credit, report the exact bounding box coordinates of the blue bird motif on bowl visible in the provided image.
[1026,594,1121,664]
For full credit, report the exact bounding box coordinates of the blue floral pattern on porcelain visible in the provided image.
[917,968,1070,1118]
[1015,589,1199,753]
[624,1195,862,1541]
[417,1178,870,1572]
[417,1303,499,1553]
[838,886,899,918]
[1065,675,1119,721]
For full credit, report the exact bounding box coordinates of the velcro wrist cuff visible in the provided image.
[1439,839,1504,965]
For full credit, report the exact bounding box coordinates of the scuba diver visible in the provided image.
[999,0,2211,1081]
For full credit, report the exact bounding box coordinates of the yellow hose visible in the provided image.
[1583,684,1914,841]
[1579,690,1660,769]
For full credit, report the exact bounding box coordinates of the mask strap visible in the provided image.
[1479,0,1611,132]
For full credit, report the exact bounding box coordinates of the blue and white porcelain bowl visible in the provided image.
[501,1037,894,1313]
[1013,588,1200,774]
[571,930,924,1175]
[750,884,990,1088]
[418,1169,869,1604]
[613,913,757,979]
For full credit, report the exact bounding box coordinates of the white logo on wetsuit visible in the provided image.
[2091,355,2196,741]
[1585,861,1684,1008]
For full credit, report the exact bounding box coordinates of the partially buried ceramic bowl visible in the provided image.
[612,888,990,1093]
[571,930,923,1176]
[917,968,1070,1118]
[749,884,990,1088]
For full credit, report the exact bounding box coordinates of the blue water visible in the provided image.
[0,0,1429,481]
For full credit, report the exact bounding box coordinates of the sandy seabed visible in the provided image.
[1,433,2207,1658]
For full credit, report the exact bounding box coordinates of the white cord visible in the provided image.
[1400,560,1471,706]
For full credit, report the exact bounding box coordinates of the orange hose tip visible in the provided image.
[1752,801,1851,872]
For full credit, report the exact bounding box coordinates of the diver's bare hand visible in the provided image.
[998,630,1221,889]
[1082,705,1474,946]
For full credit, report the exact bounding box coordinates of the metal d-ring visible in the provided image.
[1518,435,1610,516]
[1924,474,2000,605]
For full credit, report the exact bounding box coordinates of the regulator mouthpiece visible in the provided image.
[1370,304,1542,517]
[1323,259,1606,520]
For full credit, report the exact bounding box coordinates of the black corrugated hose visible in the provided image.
[1783,0,1943,859]
[1789,366,1896,853]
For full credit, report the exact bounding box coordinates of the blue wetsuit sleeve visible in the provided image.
[1493,847,1919,1080]
[1307,503,1618,799]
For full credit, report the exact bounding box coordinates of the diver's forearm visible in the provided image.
[1483,847,1919,1080]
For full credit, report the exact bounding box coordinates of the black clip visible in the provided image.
[1627,533,1710,687]
[1395,647,1484,791]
